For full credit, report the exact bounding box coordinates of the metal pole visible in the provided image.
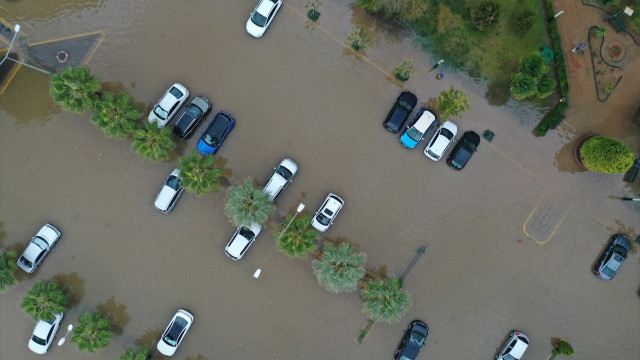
[0,24,20,66]
[5,56,52,75]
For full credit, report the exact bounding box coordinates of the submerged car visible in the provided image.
[424,120,458,161]
[594,234,631,280]
[246,0,283,38]
[395,320,429,360]
[157,309,194,357]
[154,169,184,214]
[262,158,298,203]
[16,223,61,273]
[197,111,235,155]
[28,313,63,354]
[148,83,189,128]
[446,131,480,170]
[383,91,418,134]
[399,108,437,149]
[225,223,262,260]
[495,331,529,360]
[311,193,344,232]
[172,96,212,139]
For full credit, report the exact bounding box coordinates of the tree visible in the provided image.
[178,150,223,196]
[49,66,100,114]
[72,312,114,353]
[312,242,367,293]
[521,53,548,79]
[552,340,575,356]
[356,0,429,22]
[91,92,140,138]
[393,58,416,82]
[513,10,535,34]
[224,178,274,227]
[437,85,471,120]
[347,25,374,52]
[510,73,537,100]
[361,277,411,323]
[595,27,606,37]
[579,136,635,173]
[536,74,556,98]
[118,346,150,360]
[0,249,17,292]
[131,122,176,162]
[21,280,69,321]
[471,2,500,31]
[305,0,322,22]
[275,215,318,259]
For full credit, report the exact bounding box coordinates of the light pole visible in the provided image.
[57,324,74,346]
[0,23,52,75]
[253,202,305,279]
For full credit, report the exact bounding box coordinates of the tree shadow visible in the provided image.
[216,156,232,188]
[184,355,209,360]
[96,296,130,336]
[53,272,86,308]
[0,221,5,248]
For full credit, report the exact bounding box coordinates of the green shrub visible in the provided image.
[513,10,536,34]
[547,0,568,97]
[393,58,416,81]
[535,102,567,136]
[579,136,635,173]
[521,53,548,78]
[510,73,537,100]
[552,340,575,356]
[306,1,321,22]
[537,74,556,98]
[346,25,374,52]
[471,2,500,31]
[356,0,429,22]
[595,27,606,37]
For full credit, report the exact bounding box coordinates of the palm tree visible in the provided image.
[118,346,149,360]
[71,312,115,353]
[178,150,223,196]
[0,249,18,292]
[132,122,176,162]
[49,66,101,114]
[312,242,366,293]
[275,215,318,259]
[224,177,274,227]
[91,92,140,138]
[21,280,69,321]
[361,277,411,324]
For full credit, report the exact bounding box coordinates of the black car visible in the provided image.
[395,320,429,360]
[594,234,631,280]
[383,91,418,133]
[446,131,480,170]
[172,96,212,139]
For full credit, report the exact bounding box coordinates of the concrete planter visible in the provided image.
[574,134,597,170]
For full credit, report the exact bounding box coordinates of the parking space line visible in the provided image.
[523,199,575,245]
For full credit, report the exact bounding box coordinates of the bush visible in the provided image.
[471,2,500,31]
[510,73,537,100]
[596,27,606,37]
[579,136,635,173]
[521,53,548,79]
[513,10,536,34]
[537,74,556,98]
[346,25,374,52]
[356,0,429,22]
[535,102,568,136]
[306,1,321,22]
[393,58,416,81]
[552,340,575,356]
[547,1,568,97]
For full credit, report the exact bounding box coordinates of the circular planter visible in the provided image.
[574,134,597,170]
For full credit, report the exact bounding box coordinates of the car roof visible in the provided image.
[412,110,436,132]
[155,186,178,210]
[22,242,45,261]
[509,338,529,358]
[208,113,232,136]
[32,320,54,339]
[263,175,287,201]
[324,194,344,212]
[399,91,418,106]
[227,223,262,257]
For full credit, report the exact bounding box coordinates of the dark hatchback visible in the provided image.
[173,96,212,139]
[446,131,480,170]
[197,111,235,155]
[395,320,429,360]
[383,91,418,134]
[594,234,631,280]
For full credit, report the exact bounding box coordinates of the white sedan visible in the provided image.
[148,83,189,128]
[225,223,262,260]
[154,169,184,214]
[28,313,63,354]
[246,0,283,38]
[17,223,61,273]
[311,193,344,232]
[424,120,458,161]
[157,309,194,357]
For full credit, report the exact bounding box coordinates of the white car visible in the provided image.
[28,313,63,354]
[148,83,189,128]
[17,223,61,273]
[225,223,262,260]
[262,158,298,203]
[423,120,458,161]
[157,309,194,357]
[154,169,184,214]
[495,331,529,360]
[246,0,283,38]
[311,193,344,232]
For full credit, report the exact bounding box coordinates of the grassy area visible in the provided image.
[412,0,549,105]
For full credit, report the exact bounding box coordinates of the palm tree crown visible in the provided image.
[0,249,18,292]
[312,241,366,293]
[224,177,274,227]
[276,215,319,259]
[132,122,176,162]
[21,280,69,321]
[91,92,140,138]
[178,150,223,196]
[71,312,115,353]
[118,346,149,360]
[49,66,101,114]
[361,277,412,324]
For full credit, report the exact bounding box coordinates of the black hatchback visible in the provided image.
[446,131,480,170]
[395,320,429,360]
[172,96,212,139]
[594,234,631,280]
[383,91,418,134]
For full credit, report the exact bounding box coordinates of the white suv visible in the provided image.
[154,169,184,214]
[311,193,344,232]
[424,120,457,161]
[225,223,262,260]
[262,158,298,203]
[495,331,529,360]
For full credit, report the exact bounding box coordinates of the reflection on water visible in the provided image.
[96,296,130,335]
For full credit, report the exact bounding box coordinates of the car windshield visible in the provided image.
[166,175,181,190]
[186,105,203,118]
[163,317,187,346]
[502,355,517,360]
[203,133,218,147]
[410,331,426,346]
[601,266,616,277]
[440,128,454,139]
[406,127,424,142]
[153,106,168,120]
[251,11,268,27]
[20,256,33,268]
[239,227,256,239]
[31,334,47,346]
[398,100,413,111]
[316,213,331,226]
[275,165,293,180]
[169,87,184,99]
[427,149,440,159]
[33,236,49,249]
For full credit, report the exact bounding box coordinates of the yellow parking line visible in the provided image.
[28,30,104,46]
[0,62,22,96]
[522,198,543,242]
[523,200,575,245]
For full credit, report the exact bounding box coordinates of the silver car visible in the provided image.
[154,169,184,214]
[262,158,298,203]
[28,313,64,354]
[17,223,61,273]
[311,193,344,232]
[495,331,529,360]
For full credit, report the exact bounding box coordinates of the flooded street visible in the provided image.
[1,1,639,359]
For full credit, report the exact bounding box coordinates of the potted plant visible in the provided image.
[575,135,635,173]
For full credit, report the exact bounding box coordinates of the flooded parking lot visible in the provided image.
[1,1,639,359]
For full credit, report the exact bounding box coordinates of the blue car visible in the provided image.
[399,108,437,149]
[197,111,235,155]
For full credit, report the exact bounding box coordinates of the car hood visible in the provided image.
[246,18,266,37]
[413,111,436,132]
[155,186,178,211]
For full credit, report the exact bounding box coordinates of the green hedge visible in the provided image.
[580,136,635,173]
[535,102,567,136]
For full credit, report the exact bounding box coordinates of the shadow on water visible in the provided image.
[605,220,638,254]
[96,296,130,336]
[184,355,209,360]
[135,328,162,351]
[347,4,410,46]
[554,139,586,174]
[53,272,86,308]
[0,221,5,248]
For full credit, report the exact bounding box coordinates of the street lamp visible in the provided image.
[0,23,52,75]
[253,202,305,279]
[57,324,74,346]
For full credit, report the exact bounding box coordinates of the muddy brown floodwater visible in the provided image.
[1,1,639,360]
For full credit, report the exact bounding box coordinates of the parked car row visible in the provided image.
[383,91,480,170]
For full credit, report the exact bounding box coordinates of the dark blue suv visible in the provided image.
[383,91,417,134]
